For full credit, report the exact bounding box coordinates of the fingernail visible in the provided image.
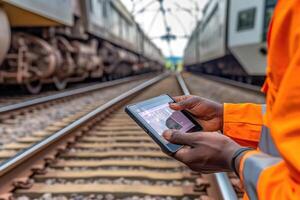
[163,130,172,140]
[169,103,177,107]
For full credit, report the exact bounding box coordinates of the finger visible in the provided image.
[169,103,184,110]
[162,130,200,146]
[162,129,173,141]
[173,146,193,163]
[173,97,201,111]
[170,96,192,110]
[172,95,192,102]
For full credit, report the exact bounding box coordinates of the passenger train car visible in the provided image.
[0,0,164,93]
[184,0,277,85]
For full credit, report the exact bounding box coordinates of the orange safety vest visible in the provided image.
[223,0,300,199]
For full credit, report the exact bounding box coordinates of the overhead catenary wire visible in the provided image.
[147,8,161,34]
[168,9,188,37]
[128,0,204,56]
[158,0,173,56]
[133,0,157,15]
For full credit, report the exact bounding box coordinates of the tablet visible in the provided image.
[125,94,202,154]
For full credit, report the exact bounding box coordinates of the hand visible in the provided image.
[170,95,223,131]
[163,130,242,173]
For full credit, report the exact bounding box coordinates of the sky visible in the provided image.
[121,0,209,57]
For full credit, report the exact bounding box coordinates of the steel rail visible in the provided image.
[176,72,238,200]
[0,72,169,184]
[0,73,157,114]
[195,73,263,94]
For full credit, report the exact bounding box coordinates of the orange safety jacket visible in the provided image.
[223,0,300,199]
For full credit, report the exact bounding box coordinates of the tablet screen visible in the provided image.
[133,95,199,141]
[138,103,195,135]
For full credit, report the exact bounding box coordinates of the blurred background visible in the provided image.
[121,0,208,57]
[0,0,276,94]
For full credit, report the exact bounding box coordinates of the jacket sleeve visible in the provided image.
[223,103,264,148]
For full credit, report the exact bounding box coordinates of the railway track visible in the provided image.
[189,73,263,96]
[183,73,265,104]
[0,74,157,152]
[0,72,252,199]
[0,73,156,114]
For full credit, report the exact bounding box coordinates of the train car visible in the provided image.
[183,24,200,68]
[78,0,165,76]
[82,0,139,78]
[184,0,277,85]
[0,0,164,93]
[198,0,228,64]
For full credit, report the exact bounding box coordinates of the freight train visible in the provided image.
[184,0,277,85]
[0,0,165,93]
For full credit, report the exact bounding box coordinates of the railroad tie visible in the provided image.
[16,184,204,197]
[2,143,31,150]
[34,169,195,181]
[61,150,169,159]
[80,136,152,143]
[96,126,143,131]
[75,142,157,148]
[88,131,144,137]
[50,159,182,169]
[0,150,17,159]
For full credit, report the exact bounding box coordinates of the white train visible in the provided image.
[184,0,276,84]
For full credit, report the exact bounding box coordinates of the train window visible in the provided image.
[102,0,107,18]
[237,8,256,31]
[266,0,277,6]
[111,7,120,36]
[90,0,102,17]
[202,4,218,31]
[89,0,94,13]
[96,0,103,18]
[119,17,124,38]
[125,22,130,40]
[130,26,136,43]
[263,0,276,41]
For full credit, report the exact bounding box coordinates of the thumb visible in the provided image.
[170,97,199,111]
[162,130,197,146]
[169,102,184,110]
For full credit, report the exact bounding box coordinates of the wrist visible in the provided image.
[234,153,244,177]
[231,147,254,177]
[224,142,241,171]
[219,103,224,131]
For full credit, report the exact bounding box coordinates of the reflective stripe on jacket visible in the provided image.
[223,0,300,199]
